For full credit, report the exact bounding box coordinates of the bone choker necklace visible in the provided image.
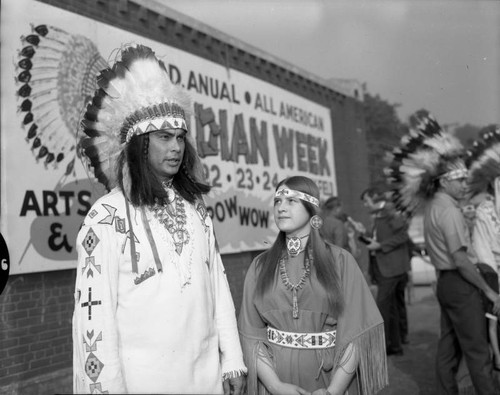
[286,234,309,257]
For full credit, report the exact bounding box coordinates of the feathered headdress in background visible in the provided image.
[466,125,500,197]
[384,111,465,216]
[16,24,108,177]
[79,44,192,196]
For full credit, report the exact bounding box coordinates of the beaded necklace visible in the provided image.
[279,251,312,319]
[151,182,189,255]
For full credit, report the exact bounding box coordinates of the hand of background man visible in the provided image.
[347,217,366,234]
[223,375,246,395]
[366,240,381,251]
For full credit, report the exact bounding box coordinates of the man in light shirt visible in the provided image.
[424,161,500,394]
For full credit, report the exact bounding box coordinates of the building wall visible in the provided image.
[0,270,74,394]
[0,0,369,393]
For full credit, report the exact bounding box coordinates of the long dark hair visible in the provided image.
[255,176,344,316]
[117,132,211,206]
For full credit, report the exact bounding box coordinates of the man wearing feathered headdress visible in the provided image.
[468,125,500,281]
[385,111,500,394]
[72,45,246,394]
[467,125,500,372]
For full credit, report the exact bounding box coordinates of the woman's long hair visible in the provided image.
[117,132,211,206]
[255,176,344,316]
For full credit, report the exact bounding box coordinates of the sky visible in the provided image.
[165,0,499,128]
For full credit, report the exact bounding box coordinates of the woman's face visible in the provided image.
[274,185,311,237]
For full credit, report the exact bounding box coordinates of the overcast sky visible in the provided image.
[165,0,499,128]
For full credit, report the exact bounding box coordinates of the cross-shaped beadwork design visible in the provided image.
[81,287,102,321]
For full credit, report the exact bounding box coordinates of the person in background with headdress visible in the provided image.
[384,111,500,395]
[72,44,246,394]
[238,176,387,395]
[467,125,500,371]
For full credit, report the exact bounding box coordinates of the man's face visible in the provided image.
[441,177,468,201]
[148,128,186,181]
[332,204,343,217]
[362,195,379,213]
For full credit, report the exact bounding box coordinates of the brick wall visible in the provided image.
[0,270,75,394]
[0,0,369,393]
[222,250,264,316]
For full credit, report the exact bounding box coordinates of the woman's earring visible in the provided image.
[310,215,323,229]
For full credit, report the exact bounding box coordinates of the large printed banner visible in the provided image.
[1,0,337,274]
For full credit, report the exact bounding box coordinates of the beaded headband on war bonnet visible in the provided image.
[441,166,468,181]
[122,102,188,144]
[79,44,192,197]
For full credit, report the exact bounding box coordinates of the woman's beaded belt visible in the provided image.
[267,327,336,349]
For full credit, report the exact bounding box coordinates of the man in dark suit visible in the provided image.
[359,187,411,355]
[320,196,349,250]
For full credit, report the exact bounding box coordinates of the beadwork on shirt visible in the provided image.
[115,216,126,234]
[98,204,117,225]
[134,267,156,285]
[82,256,101,278]
[80,287,102,321]
[122,231,139,254]
[82,227,99,256]
[85,352,104,383]
[83,331,105,390]
[84,330,102,353]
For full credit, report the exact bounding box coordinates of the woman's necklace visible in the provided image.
[286,234,309,257]
[151,183,189,255]
[279,252,311,319]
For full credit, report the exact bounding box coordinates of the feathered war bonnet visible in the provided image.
[79,44,194,197]
[466,125,500,197]
[384,111,466,216]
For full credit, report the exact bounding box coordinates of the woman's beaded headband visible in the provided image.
[275,188,319,207]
